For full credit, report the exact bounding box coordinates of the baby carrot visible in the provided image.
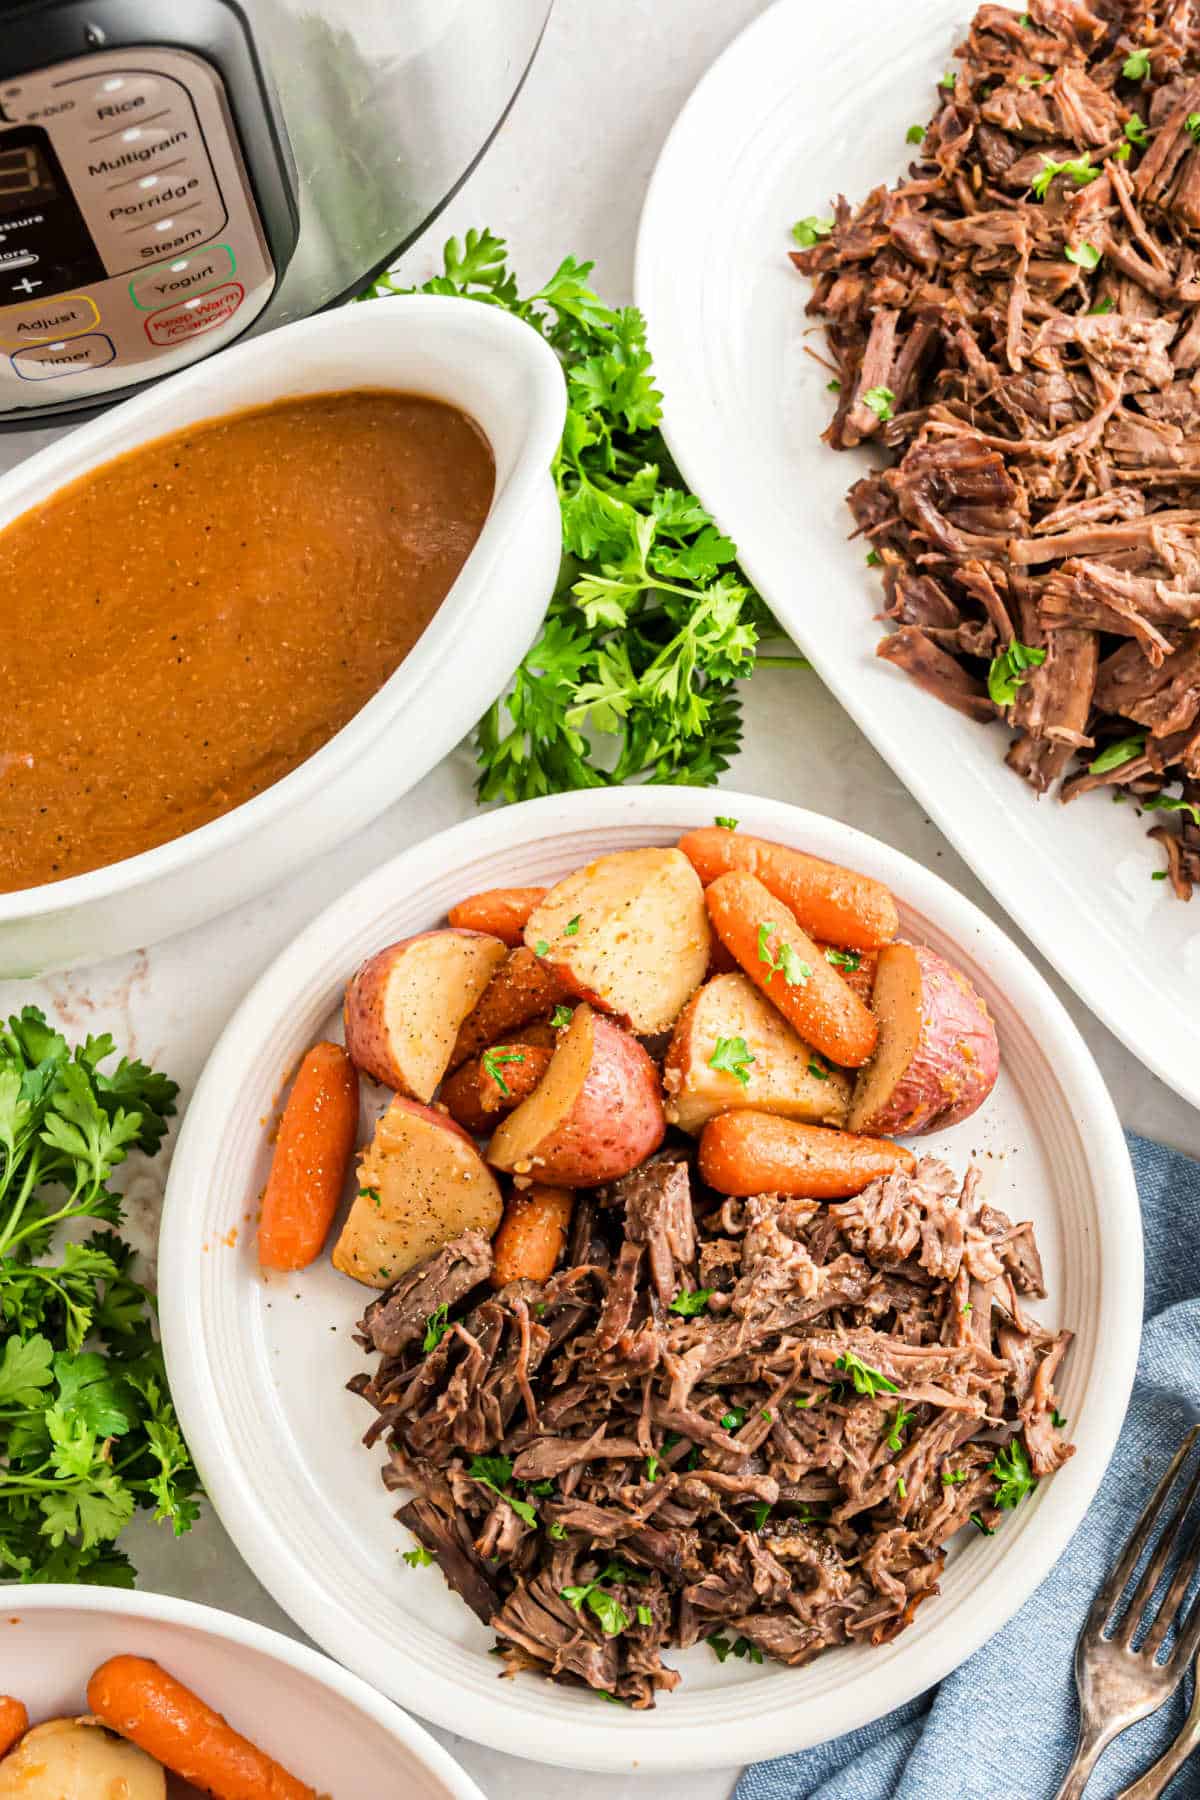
[0,1696,27,1758]
[679,828,899,950]
[448,886,547,947]
[491,1184,574,1288]
[705,871,879,1067]
[817,943,878,1006]
[258,1040,359,1272]
[87,1656,316,1800]
[699,1110,915,1198]
[441,1040,555,1135]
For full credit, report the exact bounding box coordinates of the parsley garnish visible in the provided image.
[360,231,771,801]
[835,1350,899,1397]
[562,1561,639,1636]
[866,549,881,566]
[863,385,896,422]
[1089,295,1116,315]
[1188,113,1200,144]
[1065,241,1101,270]
[971,1512,995,1536]
[1089,733,1145,774]
[669,1286,713,1316]
[1144,793,1200,827]
[0,1012,197,1585]
[827,378,841,392]
[1125,114,1149,145]
[906,124,926,144]
[721,1407,747,1430]
[824,947,861,971]
[1017,73,1052,87]
[942,1467,969,1486]
[551,1005,573,1028]
[988,640,1047,706]
[645,1451,662,1482]
[468,1454,538,1527]
[939,71,956,89]
[1153,870,1169,881]
[402,1543,435,1568]
[480,1048,525,1097]
[1123,48,1151,80]
[563,915,582,936]
[808,1054,830,1081]
[792,216,834,247]
[534,939,550,957]
[423,1303,450,1352]
[715,815,739,829]
[896,1475,908,1499]
[990,1438,1037,1509]
[885,1404,914,1453]
[1031,152,1098,199]
[757,921,811,985]
[357,1185,380,1203]
[548,1520,568,1540]
[636,1604,653,1626]
[707,1634,763,1664]
[1052,1409,1068,1429]
[1018,10,1032,22]
[708,1035,756,1086]
[750,1500,771,1531]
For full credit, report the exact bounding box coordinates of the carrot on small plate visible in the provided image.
[705,870,878,1067]
[678,827,899,951]
[88,1656,316,1800]
[258,1040,359,1272]
[0,1696,27,1758]
[448,886,547,947]
[491,1184,574,1287]
[698,1110,915,1198]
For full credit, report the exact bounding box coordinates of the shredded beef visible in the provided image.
[792,0,1200,891]
[352,1158,1071,1705]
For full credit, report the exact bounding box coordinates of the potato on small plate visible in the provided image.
[523,846,710,1034]
[487,1003,664,1186]
[344,929,506,1102]
[334,1096,503,1288]
[664,971,850,1132]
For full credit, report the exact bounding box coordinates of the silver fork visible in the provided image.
[1054,1424,1200,1800]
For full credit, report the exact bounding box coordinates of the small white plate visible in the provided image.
[6,1585,485,1800]
[159,787,1141,1773]
[634,0,1200,1110]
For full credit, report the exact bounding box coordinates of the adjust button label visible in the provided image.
[0,294,99,349]
[129,243,234,310]
[143,281,243,346]
[12,333,115,379]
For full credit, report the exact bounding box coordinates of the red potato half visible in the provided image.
[664,972,851,1134]
[333,1096,504,1288]
[343,929,507,1102]
[848,942,1000,1137]
[487,1004,665,1186]
[523,848,711,1035]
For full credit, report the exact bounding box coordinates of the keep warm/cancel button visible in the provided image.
[143,281,243,346]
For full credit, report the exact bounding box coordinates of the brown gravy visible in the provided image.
[0,389,495,894]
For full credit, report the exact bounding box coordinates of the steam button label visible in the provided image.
[143,281,243,345]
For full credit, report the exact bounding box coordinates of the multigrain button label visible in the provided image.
[143,280,243,344]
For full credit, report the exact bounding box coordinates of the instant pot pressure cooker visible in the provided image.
[0,0,551,421]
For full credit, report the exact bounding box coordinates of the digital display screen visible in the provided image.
[0,140,55,212]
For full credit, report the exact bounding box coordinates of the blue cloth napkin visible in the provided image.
[738,1132,1200,1800]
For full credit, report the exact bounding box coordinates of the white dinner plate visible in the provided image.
[159,787,1141,1773]
[634,0,1200,1110]
[6,1585,484,1800]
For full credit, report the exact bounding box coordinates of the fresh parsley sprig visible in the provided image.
[360,230,780,800]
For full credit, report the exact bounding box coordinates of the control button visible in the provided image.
[11,333,115,379]
[125,197,227,265]
[129,244,235,310]
[80,74,163,135]
[0,294,99,349]
[143,281,243,346]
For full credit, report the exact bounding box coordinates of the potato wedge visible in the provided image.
[448,946,568,1072]
[487,1003,665,1186]
[0,1719,164,1800]
[343,929,506,1102]
[524,847,710,1034]
[664,972,850,1134]
[848,942,1000,1136]
[334,1096,503,1288]
[440,1039,556,1135]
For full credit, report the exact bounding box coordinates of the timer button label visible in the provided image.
[143,281,243,345]
[12,333,115,379]
[0,294,99,349]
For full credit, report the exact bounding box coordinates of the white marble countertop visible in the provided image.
[2,3,1196,1796]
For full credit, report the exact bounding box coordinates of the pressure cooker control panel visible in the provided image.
[0,46,274,407]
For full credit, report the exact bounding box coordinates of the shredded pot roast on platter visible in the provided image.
[351,1152,1071,1705]
[792,0,1200,897]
